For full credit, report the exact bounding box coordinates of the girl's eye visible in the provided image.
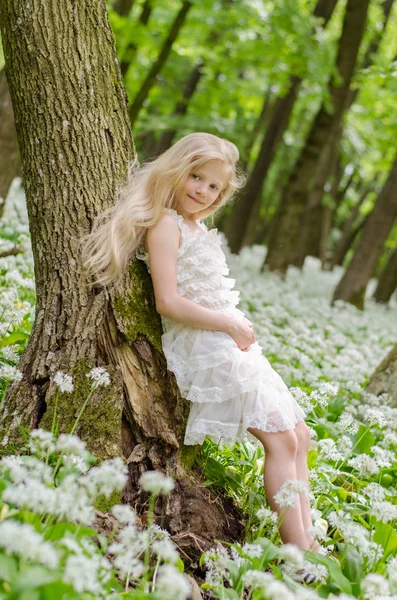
[210,184,218,191]
[192,174,200,180]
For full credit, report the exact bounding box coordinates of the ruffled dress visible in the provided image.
[137,208,306,447]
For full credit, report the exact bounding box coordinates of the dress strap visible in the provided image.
[165,208,185,230]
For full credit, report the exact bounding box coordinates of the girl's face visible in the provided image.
[176,159,228,221]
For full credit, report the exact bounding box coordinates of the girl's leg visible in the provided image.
[294,422,315,546]
[247,427,311,550]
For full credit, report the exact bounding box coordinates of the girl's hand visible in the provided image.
[226,317,255,352]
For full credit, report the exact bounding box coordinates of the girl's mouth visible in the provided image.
[188,194,203,205]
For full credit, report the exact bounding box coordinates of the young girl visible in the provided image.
[83,132,316,553]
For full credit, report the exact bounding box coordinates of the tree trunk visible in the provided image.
[240,86,273,172]
[373,247,397,303]
[264,0,371,274]
[155,60,204,155]
[226,0,339,254]
[0,0,241,561]
[333,154,397,308]
[114,0,134,17]
[329,184,371,269]
[0,68,21,217]
[293,0,395,268]
[365,344,397,407]
[120,0,152,78]
[129,1,192,128]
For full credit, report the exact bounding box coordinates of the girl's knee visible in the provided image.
[265,429,298,457]
[295,422,311,452]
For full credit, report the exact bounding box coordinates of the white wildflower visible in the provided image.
[155,564,191,600]
[0,364,22,381]
[112,504,136,525]
[152,538,179,563]
[241,569,274,589]
[62,454,89,473]
[0,521,59,569]
[265,578,296,600]
[86,367,110,388]
[318,381,339,397]
[63,552,111,595]
[371,501,397,523]
[81,457,127,499]
[338,413,359,434]
[28,429,56,457]
[364,408,387,428]
[348,454,379,477]
[274,480,310,509]
[361,573,390,599]
[53,370,74,393]
[373,446,395,468]
[242,542,263,558]
[278,543,304,567]
[139,470,174,495]
[318,438,343,461]
[364,482,387,502]
[56,433,88,456]
[257,507,278,525]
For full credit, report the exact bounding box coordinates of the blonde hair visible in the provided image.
[81,132,244,288]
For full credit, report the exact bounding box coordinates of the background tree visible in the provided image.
[264,0,371,274]
[0,0,241,559]
[332,153,397,308]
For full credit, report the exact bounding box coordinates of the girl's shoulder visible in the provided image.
[145,211,182,253]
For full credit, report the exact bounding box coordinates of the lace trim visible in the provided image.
[184,413,306,447]
[184,376,295,404]
[165,346,233,375]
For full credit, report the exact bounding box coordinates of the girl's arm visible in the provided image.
[146,215,254,347]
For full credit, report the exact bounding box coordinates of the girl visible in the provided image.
[83,132,316,553]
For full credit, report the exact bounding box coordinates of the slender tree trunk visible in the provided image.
[240,86,273,171]
[120,0,152,78]
[292,0,395,268]
[129,1,192,128]
[264,0,371,274]
[333,154,397,308]
[114,0,134,17]
[329,184,371,269]
[365,344,397,407]
[224,0,339,253]
[0,68,21,217]
[155,60,204,155]
[373,247,397,303]
[0,0,241,560]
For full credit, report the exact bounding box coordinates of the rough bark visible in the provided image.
[0,68,21,217]
[291,0,395,268]
[264,0,371,274]
[155,60,204,156]
[225,0,339,254]
[365,344,397,407]
[129,1,192,128]
[120,0,152,78]
[373,247,397,303]
[0,0,241,561]
[333,154,397,308]
[329,184,371,269]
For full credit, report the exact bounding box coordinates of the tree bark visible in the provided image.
[0,68,21,217]
[329,184,371,269]
[225,0,339,254]
[0,0,241,561]
[333,154,397,308]
[128,1,192,128]
[373,247,397,303]
[291,0,395,268]
[365,344,397,407]
[264,0,371,274]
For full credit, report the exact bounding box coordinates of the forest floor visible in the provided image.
[1,181,397,599]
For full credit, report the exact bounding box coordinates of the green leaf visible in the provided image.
[353,425,375,454]
[373,521,397,557]
[255,537,279,561]
[13,566,58,590]
[0,554,18,582]
[340,543,363,584]
[305,551,352,594]
[44,522,97,542]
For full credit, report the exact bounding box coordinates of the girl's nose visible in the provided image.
[196,183,207,196]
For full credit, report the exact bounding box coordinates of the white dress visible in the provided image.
[137,208,306,447]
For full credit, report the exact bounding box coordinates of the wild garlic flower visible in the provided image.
[371,501,397,523]
[0,364,23,381]
[155,564,191,600]
[139,470,175,495]
[364,482,387,502]
[361,573,390,599]
[56,433,88,457]
[86,367,110,388]
[241,570,274,589]
[28,429,56,457]
[241,542,263,558]
[0,521,59,569]
[278,543,304,567]
[364,408,387,428]
[111,504,136,525]
[274,479,309,509]
[348,454,379,478]
[256,506,278,526]
[53,370,74,393]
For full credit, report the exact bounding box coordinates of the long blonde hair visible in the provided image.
[81,132,244,288]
